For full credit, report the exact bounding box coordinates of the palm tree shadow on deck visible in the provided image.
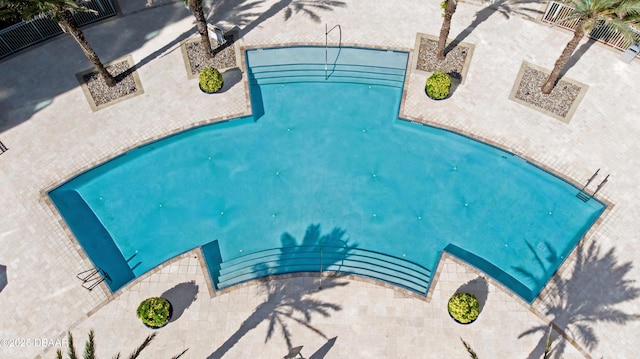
[518,241,640,359]
[207,0,346,39]
[444,0,542,57]
[207,224,352,358]
[557,37,598,80]
[0,3,193,133]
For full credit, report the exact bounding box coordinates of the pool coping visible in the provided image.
[41,42,616,359]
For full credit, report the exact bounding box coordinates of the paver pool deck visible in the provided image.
[1,0,640,358]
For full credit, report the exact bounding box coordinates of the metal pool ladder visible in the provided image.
[577,168,609,201]
[76,268,109,290]
[325,23,342,80]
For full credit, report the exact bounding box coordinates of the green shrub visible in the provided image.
[199,67,224,93]
[136,297,171,328]
[448,293,479,324]
[425,71,451,99]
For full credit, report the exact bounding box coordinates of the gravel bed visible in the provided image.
[185,35,237,75]
[515,66,581,119]
[416,37,468,78]
[83,61,138,107]
[417,36,580,119]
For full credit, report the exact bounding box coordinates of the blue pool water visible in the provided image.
[49,47,605,300]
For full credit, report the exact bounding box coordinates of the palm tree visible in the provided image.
[0,0,118,87]
[55,330,188,359]
[541,0,640,94]
[147,0,213,58]
[543,325,553,359]
[436,0,460,60]
[460,337,479,359]
[56,331,154,359]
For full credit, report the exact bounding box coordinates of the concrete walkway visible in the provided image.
[0,0,639,358]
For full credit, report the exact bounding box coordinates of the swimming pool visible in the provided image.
[49,46,605,301]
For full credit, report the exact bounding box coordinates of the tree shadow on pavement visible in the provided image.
[161,280,199,323]
[444,0,542,57]
[456,276,489,313]
[0,3,191,133]
[519,241,640,359]
[207,224,350,358]
[208,0,346,39]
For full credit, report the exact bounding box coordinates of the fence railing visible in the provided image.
[542,1,640,51]
[0,0,117,59]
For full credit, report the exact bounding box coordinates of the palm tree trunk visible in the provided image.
[541,20,584,94]
[189,0,214,58]
[436,0,457,61]
[58,10,117,87]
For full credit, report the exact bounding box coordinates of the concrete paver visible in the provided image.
[1,0,639,358]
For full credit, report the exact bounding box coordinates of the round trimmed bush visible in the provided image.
[136,297,172,328]
[448,292,479,324]
[199,67,224,93]
[425,71,452,100]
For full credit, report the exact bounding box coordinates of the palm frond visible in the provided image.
[126,333,156,359]
[590,307,640,323]
[0,0,92,22]
[83,330,96,359]
[543,326,554,359]
[573,323,598,349]
[170,348,189,359]
[518,324,548,339]
[67,331,78,359]
[275,316,292,349]
[460,337,479,359]
[284,313,328,339]
[264,313,277,342]
[618,0,640,14]
[283,7,292,20]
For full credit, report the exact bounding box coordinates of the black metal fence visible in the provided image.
[542,1,640,51]
[0,0,117,59]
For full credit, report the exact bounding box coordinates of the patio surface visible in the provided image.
[1,0,639,358]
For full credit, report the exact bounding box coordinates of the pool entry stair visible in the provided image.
[0,140,8,155]
[246,46,408,88]
[201,240,432,295]
[576,168,610,202]
[76,268,110,290]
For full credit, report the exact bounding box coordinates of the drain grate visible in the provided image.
[0,141,7,155]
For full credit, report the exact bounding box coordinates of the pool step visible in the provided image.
[248,64,405,88]
[213,246,431,295]
[246,47,408,88]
